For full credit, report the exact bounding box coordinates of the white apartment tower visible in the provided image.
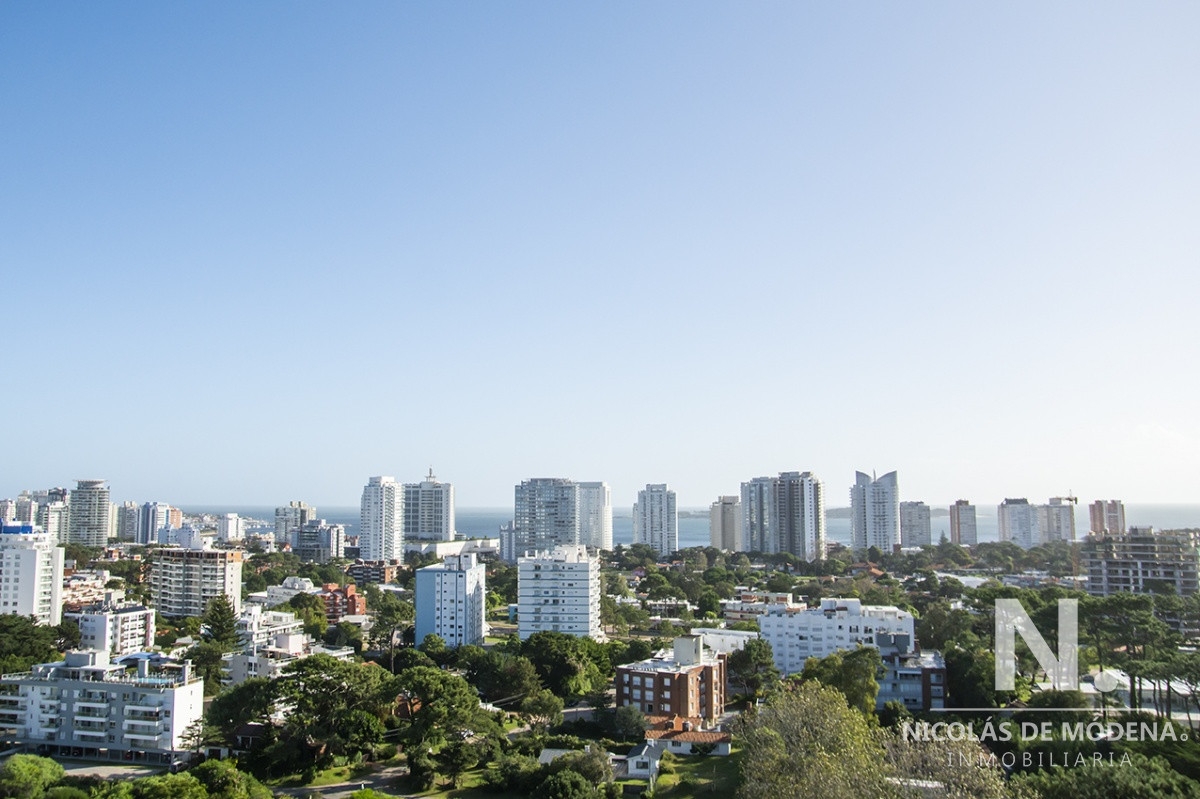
[68,479,112,546]
[509,478,580,561]
[275,500,317,545]
[899,501,932,547]
[709,495,742,551]
[1039,498,1077,544]
[0,524,65,625]
[851,471,899,552]
[360,477,403,561]
[115,502,140,542]
[949,500,978,547]
[577,482,613,551]
[403,469,455,541]
[218,512,244,543]
[149,536,244,618]
[633,484,678,557]
[414,553,486,647]
[998,498,1040,549]
[517,546,603,641]
[1090,500,1127,535]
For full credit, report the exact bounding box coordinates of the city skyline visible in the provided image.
[3,4,1199,506]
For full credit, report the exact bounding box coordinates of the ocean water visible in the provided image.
[182,504,1200,550]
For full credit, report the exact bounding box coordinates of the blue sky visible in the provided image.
[3,3,1199,508]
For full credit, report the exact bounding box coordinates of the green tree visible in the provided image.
[204,594,240,650]
[190,758,273,799]
[206,677,275,738]
[521,688,564,730]
[419,633,449,664]
[532,770,598,799]
[129,773,208,799]
[613,705,648,741]
[1014,753,1200,799]
[284,592,329,638]
[736,682,893,799]
[184,641,229,695]
[394,666,482,749]
[435,739,479,788]
[0,755,64,799]
[727,637,780,696]
[799,647,881,716]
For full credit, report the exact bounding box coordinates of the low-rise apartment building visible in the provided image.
[615,636,726,722]
[0,650,203,764]
[757,597,915,675]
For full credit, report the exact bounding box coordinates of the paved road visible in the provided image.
[58,763,164,779]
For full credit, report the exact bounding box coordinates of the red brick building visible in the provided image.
[615,635,726,722]
[319,583,367,623]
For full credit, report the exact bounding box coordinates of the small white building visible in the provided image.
[757,597,915,675]
[687,627,758,654]
[0,523,64,625]
[265,575,321,607]
[236,606,305,649]
[66,600,156,656]
[414,553,487,647]
[221,633,355,685]
[517,546,603,641]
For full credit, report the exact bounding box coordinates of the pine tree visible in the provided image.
[203,594,239,650]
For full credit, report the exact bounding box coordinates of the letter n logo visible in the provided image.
[994,599,1078,690]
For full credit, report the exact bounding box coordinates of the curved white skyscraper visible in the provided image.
[360,476,403,561]
[851,470,899,553]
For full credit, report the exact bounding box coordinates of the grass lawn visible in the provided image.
[653,747,743,797]
[268,762,377,788]
[400,768,522,799]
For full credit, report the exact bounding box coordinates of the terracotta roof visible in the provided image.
[645,729,731,744]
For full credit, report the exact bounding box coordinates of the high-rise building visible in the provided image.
[633,484,678,557]
[217,513,244,543]
[0,523,65,625]
[1039,498,1076,544]
[115,502,140,542]
[709,496,741,551]
[1089,500,1126,535]
[997,498,1040,549]
[517,546,602,640]
[14,492,37,524]
[32,489,70,545]
[577,482,613,551]
[1084,527,1200,597]
[509,478,580,561]
[403,469,455,542]
[414,553,486,648]
[775,472,825,562]
[360,477,403,562]
[275,501,317,545]
[149,535,243,618]
[850,471,899,552]
[899,501,932,547]
[68,480,112,546]
[294,519,345,564]
[138,502,177,546]
[740,477,775,553]
[948,500,977,547]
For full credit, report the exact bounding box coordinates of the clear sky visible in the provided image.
[3,3,1199,509]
